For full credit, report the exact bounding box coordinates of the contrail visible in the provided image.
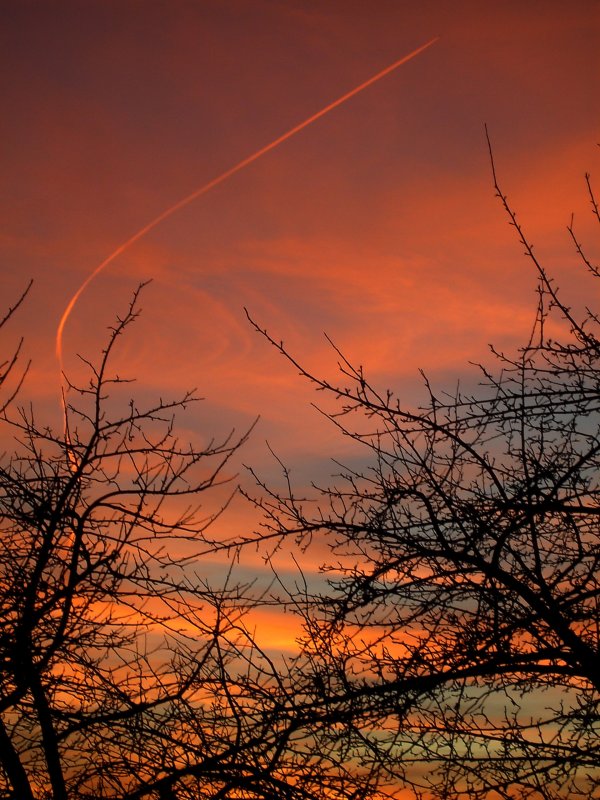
[56,36,439,377]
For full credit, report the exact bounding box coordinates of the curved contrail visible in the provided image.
[56,36,439,377]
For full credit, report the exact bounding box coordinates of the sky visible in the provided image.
[1,1,599,642]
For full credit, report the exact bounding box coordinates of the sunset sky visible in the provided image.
[2,1,599,632]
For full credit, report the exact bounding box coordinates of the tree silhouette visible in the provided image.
[247,148,600,799]
[4,149,600,800]
[0,280,31,416]
[0,286,383,799]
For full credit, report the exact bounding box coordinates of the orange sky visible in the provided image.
[1,1,599,635]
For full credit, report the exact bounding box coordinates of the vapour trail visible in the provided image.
[56,36,439,376]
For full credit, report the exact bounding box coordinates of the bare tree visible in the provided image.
[5,148,600,800]
[0,285,384,799]
[247,147,600,799]
[0,280,32,415]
